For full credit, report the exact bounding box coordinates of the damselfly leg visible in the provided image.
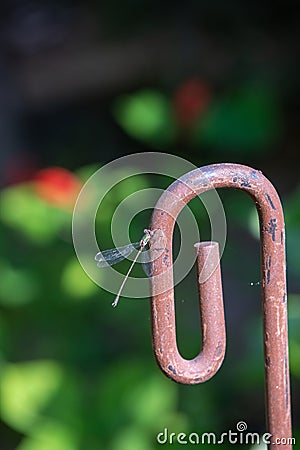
[95,229,155,307]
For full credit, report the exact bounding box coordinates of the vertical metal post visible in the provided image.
[150,163,292,448]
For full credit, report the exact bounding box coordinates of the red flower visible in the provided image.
[173,78,211,128]
[34,167,82,209]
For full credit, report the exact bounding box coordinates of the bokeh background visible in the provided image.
[0,1,299,449]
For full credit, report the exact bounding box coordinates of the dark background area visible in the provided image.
[0,1,299,449]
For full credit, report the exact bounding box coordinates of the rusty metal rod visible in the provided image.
[149,163,292,449]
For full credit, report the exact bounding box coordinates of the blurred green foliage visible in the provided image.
[113,90,177,147]
[0,162,299,450]
[193,84,280,154]
[0,78,299,450]
[113,84,280,156]
[0,184,70,244]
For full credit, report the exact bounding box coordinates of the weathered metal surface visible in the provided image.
[149,163,292,449]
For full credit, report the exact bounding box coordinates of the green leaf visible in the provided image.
[0,184,70,244]
[0,361,64,432]
[95,358,188,442]
[123,374,177,427]
[16,420,79,450]
[248,207,260,240]
[289,339,300,379]
[113,90,177,146]
[110,426,153,450]
[61,258,98,299]
[0,260,40,306]
[193,84,281,154]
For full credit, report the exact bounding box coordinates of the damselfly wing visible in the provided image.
[95,242,140,267]
[95,229,154,307]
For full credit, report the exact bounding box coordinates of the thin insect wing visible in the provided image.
[140,249,152,277]
[95,242,140,267]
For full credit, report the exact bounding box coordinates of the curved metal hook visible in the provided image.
[149,163,291,448]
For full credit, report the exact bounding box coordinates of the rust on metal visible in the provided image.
[149,163,292,449]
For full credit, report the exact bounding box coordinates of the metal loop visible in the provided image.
[149,163,292,449]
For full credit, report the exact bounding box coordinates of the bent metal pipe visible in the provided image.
[149,163,292,449]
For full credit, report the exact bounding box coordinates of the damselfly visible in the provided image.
[95,229,155,308]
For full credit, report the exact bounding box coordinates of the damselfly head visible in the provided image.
[140,228,155,247]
